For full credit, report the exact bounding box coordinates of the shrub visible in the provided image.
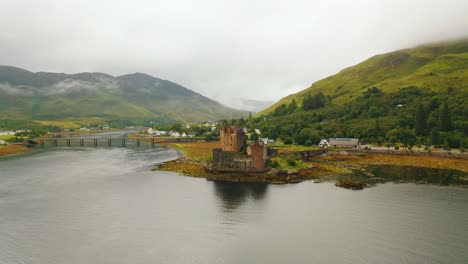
[287,158,297,166]
[267,159,280,168]
[335,179,367,190]
[250,132,260,141]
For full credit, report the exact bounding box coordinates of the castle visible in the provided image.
[219,126,246,152]
[212,126,271,171]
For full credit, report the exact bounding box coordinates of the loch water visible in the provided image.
[1,146,468,264]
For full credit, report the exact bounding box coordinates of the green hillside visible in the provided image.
[248,39,468,148]
[0,66,247,125]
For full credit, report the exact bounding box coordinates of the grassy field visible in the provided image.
[0,135,15,140]
[34,117,106,128]
[159,141,220,161]
[310,152,468,172]
[0,144,30,157]
[269,144,321,155]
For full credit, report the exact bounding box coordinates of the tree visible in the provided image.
[250,132,259,141]
[205,134,214,141]
[273,104,288,116]
[368,106,382,118]
[439,102,452,132]
[302,93,324,111]
[374,118,382,135]
[414,103,427,136]
[302,94,312,110]
[288,99,298,113]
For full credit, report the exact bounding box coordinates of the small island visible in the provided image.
[155,126,468,188]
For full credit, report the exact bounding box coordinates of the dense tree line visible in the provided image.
[302,92,325,111]
[231,87,467,150]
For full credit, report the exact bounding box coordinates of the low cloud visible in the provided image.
[0,83,36,96]
[1,0,467,102]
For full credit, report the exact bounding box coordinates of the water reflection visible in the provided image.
[212,181,268,212]
[365,165,468,185]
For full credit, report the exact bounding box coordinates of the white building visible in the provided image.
[147,128,167,136]
[319,139,330,148]
[328,138,359,148]
[169,131,181,137]
[0,131,15,136]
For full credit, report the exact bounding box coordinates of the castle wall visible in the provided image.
[220,126,246,152]
[251,142,267,170]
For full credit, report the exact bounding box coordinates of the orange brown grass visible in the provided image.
[159,141,220,161]
[0,144,31,157]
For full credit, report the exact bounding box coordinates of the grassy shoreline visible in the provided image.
[0,144,32,157]
[154,141,468,187]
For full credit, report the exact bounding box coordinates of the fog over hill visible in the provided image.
[213,97,275,113]
[0,65,247,123]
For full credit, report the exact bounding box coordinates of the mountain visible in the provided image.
[261,39,468,114]
[213,97,275,113]
[250,39,467,147]
[0,66,247,124]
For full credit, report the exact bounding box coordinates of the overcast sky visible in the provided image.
[1,0,467,105]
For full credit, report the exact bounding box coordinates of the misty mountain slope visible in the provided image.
[214,97,275,113]
[260,39,468,114]
[247,39,467,147]
[0,66,247,123]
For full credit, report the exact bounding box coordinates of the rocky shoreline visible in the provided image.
[0,144,32,157]
[154,142,468,188]
[154,157,322,184]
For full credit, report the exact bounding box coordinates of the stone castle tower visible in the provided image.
[250,141,267,170]
[219,126,247,153]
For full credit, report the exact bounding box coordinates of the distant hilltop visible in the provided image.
[0,65,248,124]
[254,38,468,148]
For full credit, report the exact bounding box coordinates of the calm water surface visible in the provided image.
[1,147,468,264]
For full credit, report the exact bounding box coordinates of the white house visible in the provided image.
[254,129,261,135]
[181,132,187,137]
[0,131,15,136]
[148,128,167,136]
[259,137,269,144]
[319,139,330,148]
[0,139,6,145]
[169,131,181,137]
[328,138,359,148]
[155,130,167,136]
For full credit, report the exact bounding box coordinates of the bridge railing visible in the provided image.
[30,137,199,148]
